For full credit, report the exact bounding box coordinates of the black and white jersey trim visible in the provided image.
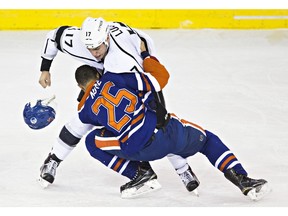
[110,34,143,70]
[63,48,98,63]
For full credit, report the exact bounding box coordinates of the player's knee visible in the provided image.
[85,128,109,155]
[200,130,223,154]
[59,126,81,147]
[205,130,220,142]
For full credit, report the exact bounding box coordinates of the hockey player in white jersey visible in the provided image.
[38,17,200,197]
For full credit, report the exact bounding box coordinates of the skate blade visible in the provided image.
[121,179,162,199]
[38,177,51,188]
[247,182,271,201]
[192,188,200,197]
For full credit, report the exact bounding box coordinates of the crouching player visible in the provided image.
[74,51,269,200]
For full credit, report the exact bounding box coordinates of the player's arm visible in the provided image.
[140,41,170,91]
[39,29,57,88]
[134,28,157,56]
[111,53,170,129]
[140,42,169,128]
[39,26,71,88]
[107,42,169,93]
[108,56,169,93]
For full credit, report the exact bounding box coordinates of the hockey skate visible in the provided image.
[224,168,270,201]
[120,162,162,198]
[178,165,200,196]
[38,153,61,188]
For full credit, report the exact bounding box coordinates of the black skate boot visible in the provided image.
[178,165,200,195]
[224,168,269,201]
[38,153,62,188]
[120,162,161,198]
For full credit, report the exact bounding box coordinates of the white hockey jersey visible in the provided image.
[40,22,156,74]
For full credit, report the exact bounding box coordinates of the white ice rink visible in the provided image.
[0,29,288,211]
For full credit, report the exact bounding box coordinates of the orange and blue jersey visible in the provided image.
[78,56,169,156]
[78,73,158,155]
[80,56,248,177]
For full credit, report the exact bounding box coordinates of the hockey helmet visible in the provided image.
[80,17,109,49]
[23,99,56,130]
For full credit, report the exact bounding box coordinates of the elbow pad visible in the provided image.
[143,57,170,89]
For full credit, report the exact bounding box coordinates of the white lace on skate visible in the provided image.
[247,182,271,201]
[121,179,162,199]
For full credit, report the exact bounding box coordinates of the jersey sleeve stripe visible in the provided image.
[140,73,152,91]
[120,112,145,143]
[78,81,95,111]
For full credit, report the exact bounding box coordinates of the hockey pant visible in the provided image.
[86,113,248,176]
[85,127,191,179]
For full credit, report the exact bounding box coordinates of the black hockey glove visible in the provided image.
[149,92,169,129]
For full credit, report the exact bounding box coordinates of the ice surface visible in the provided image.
[0,29,288,211]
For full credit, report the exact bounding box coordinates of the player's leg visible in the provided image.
[85,127,161,198]
[85,128,140,179]
[39,115,93,187]
[167,154,200,195]
[200,130,269,200]
[164,114,204,194]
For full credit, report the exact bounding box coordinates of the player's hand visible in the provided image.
[39,71,51,88]
[140,41,147,52]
